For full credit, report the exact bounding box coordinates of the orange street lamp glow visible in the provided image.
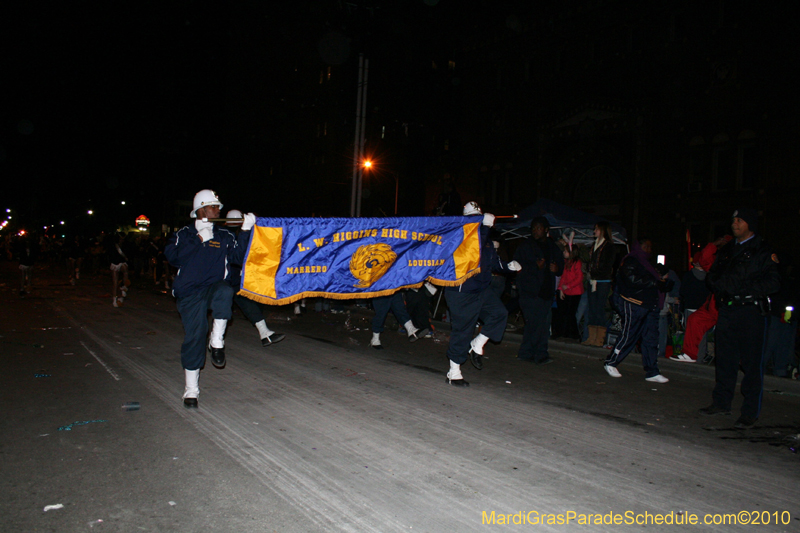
[363,160,372,169]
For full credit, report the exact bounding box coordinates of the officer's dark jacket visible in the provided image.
[707,234,780,303]
[165,225,250,299]
[615,255,662,310]
[514,236,565,300]
[446,224,509,294]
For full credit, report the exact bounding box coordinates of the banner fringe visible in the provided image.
[238,268,481,306]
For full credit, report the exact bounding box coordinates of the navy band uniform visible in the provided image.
[444,201,519,385]
[165,190,255,408]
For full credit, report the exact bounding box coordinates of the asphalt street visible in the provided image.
[2,260,799,532]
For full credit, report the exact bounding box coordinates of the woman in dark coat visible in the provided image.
[583,221,616,346]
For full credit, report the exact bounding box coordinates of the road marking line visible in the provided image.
[80,341,121,381]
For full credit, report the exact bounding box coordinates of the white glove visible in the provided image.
[241,213,256,231]
[507,260,522,272]
[424,281,437,296]
[195,219,214,242]
[482,213,495,227]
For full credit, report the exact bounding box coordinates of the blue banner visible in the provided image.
[239,216,482,305]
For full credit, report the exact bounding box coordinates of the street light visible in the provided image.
[363,160,399,215]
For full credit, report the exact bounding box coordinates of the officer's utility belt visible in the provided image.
[723,295,771,316]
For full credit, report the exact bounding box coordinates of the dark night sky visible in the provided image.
[3,1,797,234]
[1,0,473,231]
[3,3,234,227]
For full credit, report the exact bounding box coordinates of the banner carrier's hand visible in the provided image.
[241,213,256,231]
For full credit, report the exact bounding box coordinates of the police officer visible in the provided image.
[443,202,521,386]
[700,208,780,429]
[165,190,255,408]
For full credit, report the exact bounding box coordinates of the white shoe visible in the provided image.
[403,320,422,342]
[645,374,669,383]
[469,337,484,356]
[183,369,200,399]
[446,360,463,380]
[370,332,382,350]
[669,353,696,363]
[209,319,227,349]
[471,333,490,353]
[604,364,621,378]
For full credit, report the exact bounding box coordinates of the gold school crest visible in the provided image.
[349,243,397,288]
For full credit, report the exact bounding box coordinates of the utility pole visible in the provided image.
[350,54,369,217]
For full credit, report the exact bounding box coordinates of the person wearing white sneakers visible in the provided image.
[603,239,673,383]
[369,292,424,350]
[165,189,255,408]
[443,202,521,385]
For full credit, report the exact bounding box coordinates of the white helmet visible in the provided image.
[190,189,223,218]
[225,209,243,226]
[463,201,482,216]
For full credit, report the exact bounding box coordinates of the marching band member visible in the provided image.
[443,202,521,386]
[165,189,255,408]
[225,209,285,348]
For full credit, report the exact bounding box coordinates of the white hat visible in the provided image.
[190,189,223,218]
[225,209,243,226]
[463,201,482,216]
